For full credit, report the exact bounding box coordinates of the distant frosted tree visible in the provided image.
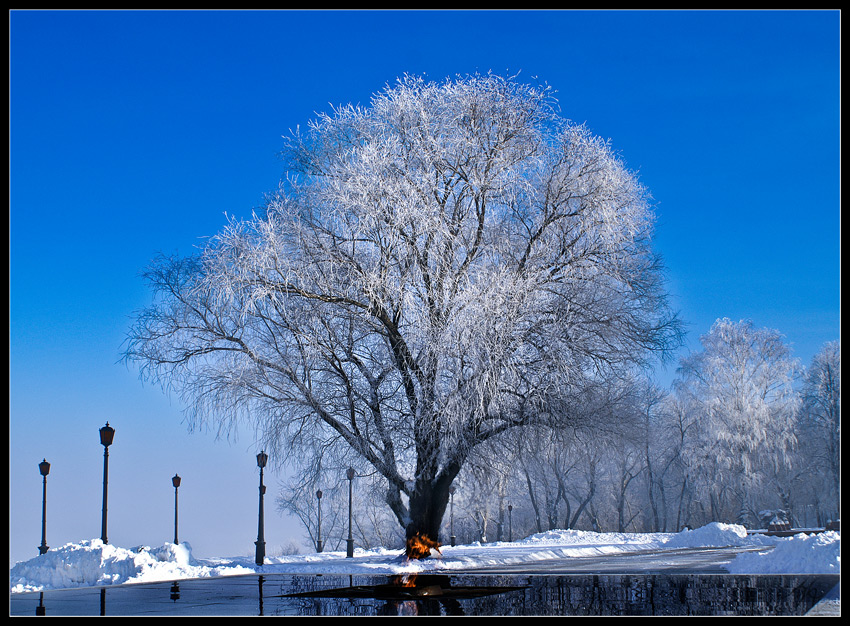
[798,341,840,519]
[673,318,801,523]
[124,73,680,556]
[661,393,700,530]
[632,380,673,532]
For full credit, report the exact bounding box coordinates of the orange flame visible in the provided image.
[405,533,442,560]
[391,573,418,587]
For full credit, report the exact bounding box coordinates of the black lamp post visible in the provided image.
[449,486,456,547]
[172,474,181,544]
[508,504,513,542]
[255,451,268,566]
[38,459,50,555]
[316,490,323,553]
[346,468,355,558]
[99,422,115,544]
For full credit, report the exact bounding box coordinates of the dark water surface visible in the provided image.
[10,573,839,616]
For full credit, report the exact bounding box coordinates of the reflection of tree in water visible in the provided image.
[280,574,837,617]
[377,592,465,617]
[17,573,836,617]
[524,574,838,616]
[284,573,524,616]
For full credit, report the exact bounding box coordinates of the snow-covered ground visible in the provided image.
[10,523,839,602]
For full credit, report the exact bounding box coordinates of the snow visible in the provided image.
[10,523,839,600]
[726,529,842,575]
[664,521,758,548]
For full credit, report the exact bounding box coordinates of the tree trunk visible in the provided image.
[569,479,596,529]
[524,468,544,534]
[562,495,572,530]
[404,472,456,558]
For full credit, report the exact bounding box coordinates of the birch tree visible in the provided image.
[124,73,680,556]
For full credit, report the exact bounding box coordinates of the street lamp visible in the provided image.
[255,451,268,566]
[449,486,456,547]
[316,490,323,553]
[508,504,513,542]
[346,468,355,558]
[172,474,181,544]
[99,422,115,544]
[38,459,50,555]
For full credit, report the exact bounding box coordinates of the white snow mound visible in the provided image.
[727,531,841,574]
[664,522,771,548]
[9,539,252,594]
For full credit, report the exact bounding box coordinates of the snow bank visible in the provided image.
[517,528,673,548]
[727,531,841,574]
[663,522,775,548]
[10,524,839,595]
[10,540,253,594]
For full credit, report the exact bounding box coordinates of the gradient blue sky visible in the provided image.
[9,10,840,567]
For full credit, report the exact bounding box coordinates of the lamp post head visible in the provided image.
[256,451,268,469]
[347,467,355,480]
[449,485,456,496]
[99,422,115,447]
[508,504,512,512]
[39,459,50,476]
[172,474,181,488]
[316,490,322,499]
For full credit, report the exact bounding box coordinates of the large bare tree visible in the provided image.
[124,73,680,556]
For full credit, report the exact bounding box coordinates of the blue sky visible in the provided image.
[9,10,840,567]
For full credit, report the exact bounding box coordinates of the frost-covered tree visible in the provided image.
[515,425,581,533]
[636,381,676,532]
[658,393,699,530]
[673,318,801,524]
[798,341,840,520]
[124,73,680,556]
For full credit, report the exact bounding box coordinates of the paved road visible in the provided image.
[462,545,775,574]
